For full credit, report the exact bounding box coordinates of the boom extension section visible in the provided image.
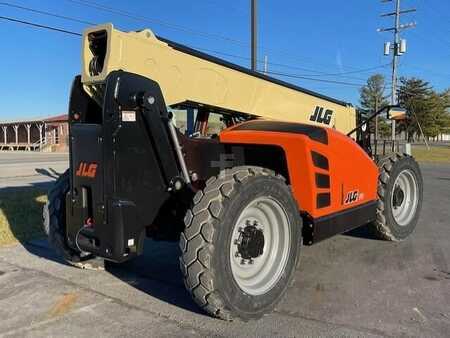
[82,24,356,133]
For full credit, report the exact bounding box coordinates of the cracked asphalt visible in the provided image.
[0,153,449,337]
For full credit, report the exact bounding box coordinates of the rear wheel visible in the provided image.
[371,154,423,241]
[179,166,301,321]
[43,170,97,268]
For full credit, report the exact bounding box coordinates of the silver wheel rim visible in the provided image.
[391,169,418,226]
[229,196,291,296]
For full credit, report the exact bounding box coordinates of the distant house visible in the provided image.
[0,114,68,152]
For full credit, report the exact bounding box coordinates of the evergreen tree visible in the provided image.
[398,78,450,140]
[359,74,389,138]
[435,89,450,138]
[378,118,392,138]
[397,77,432,140]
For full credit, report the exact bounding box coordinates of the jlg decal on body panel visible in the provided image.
[76,162,98,178]
[309,106,333,125]
[344,190,364,205]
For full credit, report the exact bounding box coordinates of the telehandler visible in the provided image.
[43,24,423,320]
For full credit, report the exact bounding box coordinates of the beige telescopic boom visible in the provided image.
[81,23,357,134]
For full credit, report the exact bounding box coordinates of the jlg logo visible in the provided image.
[310,106,333,125]
[344,190,359,205]
[75,162,98,178]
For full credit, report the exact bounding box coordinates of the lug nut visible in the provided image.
[248,258,254,264]
[235,252,240,257]
[240,259,246,265]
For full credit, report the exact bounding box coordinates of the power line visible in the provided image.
[413,0,450,46]
[66,0,248,46]
[202,0,248,16]
[66,0,383,74]
[410,29,450,52]
[1,2,389,81]
[399,62,450,79]
[193,46,389,81]
[0,2,96,25]
[0,15,81,36]
[417,0,450,27]
[0,14,373,88]
[306,64,391,76]
[265,71,365,87]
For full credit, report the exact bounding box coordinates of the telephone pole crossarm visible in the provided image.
[380,8,416,17]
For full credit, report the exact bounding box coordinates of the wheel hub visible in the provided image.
[237,224,264,260]
[229,196,291,295]
[393,185,405,208]
[390,169,419,226]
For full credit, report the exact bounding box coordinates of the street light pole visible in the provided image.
[251,0,257,71]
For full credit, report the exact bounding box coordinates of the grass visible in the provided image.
[0,188,47,247]
[412,145,450,163]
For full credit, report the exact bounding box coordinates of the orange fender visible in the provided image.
[219,120,378,219]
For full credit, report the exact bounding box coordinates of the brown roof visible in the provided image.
[0,114,68,125]
[44,114,68,122]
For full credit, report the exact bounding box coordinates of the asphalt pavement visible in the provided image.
[0,152,68,188]
[0,153,449,337]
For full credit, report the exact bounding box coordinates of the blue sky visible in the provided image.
[1,0,449,120]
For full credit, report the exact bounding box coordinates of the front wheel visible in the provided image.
[371,154,423,241]
[179,166,301,321]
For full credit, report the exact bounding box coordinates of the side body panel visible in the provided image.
[219,120,379,219]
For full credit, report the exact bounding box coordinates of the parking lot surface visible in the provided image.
[0,152,68,188]
[0,157,449,337]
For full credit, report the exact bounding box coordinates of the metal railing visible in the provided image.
[372,140,410,158]
[0,138,51,152]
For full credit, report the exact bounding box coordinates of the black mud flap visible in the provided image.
[66,71,180,262]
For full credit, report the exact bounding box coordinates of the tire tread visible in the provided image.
[180,166,285,320]
[372,153,421,241]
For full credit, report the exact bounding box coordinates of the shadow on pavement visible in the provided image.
[343,223,381,241]
[105,240,203,315]
[24,237,203,315]
[1,173,203,316]
[35,168,61,179]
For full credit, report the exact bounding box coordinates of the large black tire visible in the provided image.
[371,153,423,241]
[43,170,94,266]
[179,166,301,321]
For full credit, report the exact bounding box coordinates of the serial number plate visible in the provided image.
[122,111,136,122]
